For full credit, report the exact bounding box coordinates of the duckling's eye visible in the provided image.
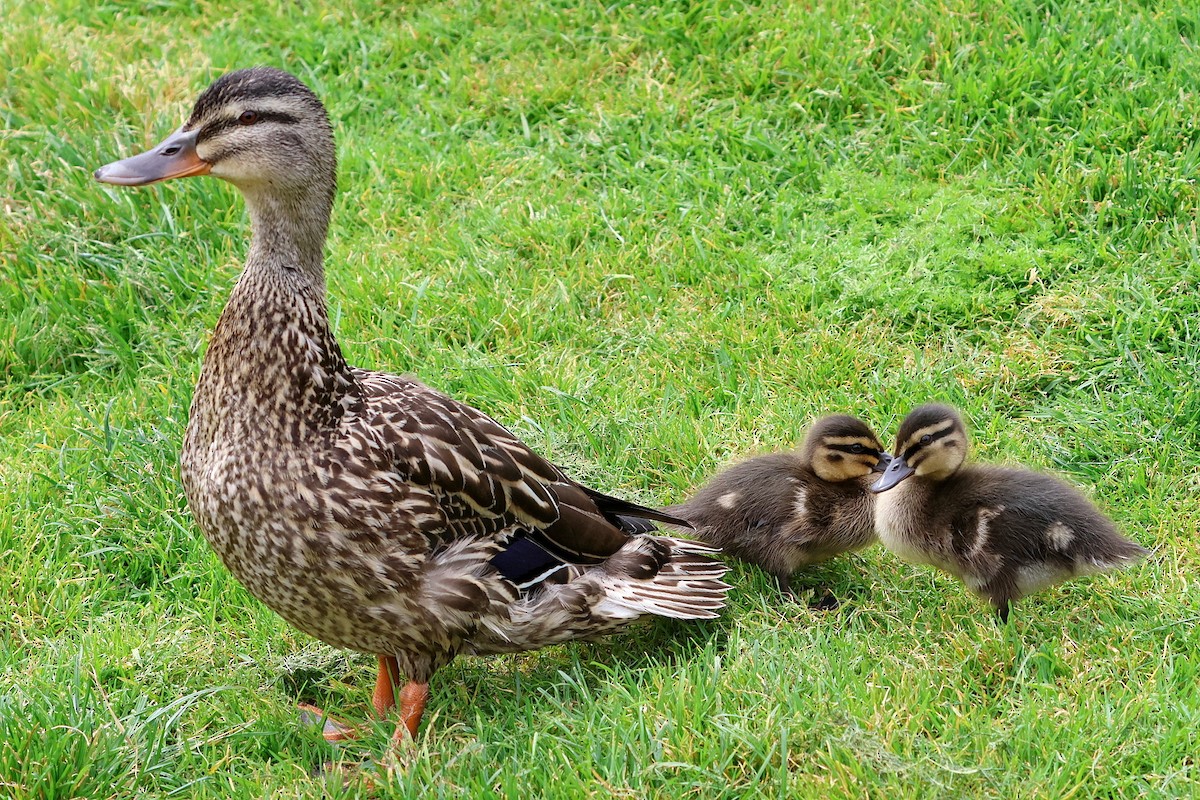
[238,110,260,126]
[920,434,933,445]
[849,444,864,454]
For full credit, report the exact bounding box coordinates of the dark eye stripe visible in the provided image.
[903,428,956,461]
[197,110,300,143]
[829,443,877,455]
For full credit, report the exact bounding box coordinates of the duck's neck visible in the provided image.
[243,186,331,289]
[191,185,358,445]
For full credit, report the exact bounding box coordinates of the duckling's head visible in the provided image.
[871,403,968,493]
[801,414,892,482]
[95,67,335,208]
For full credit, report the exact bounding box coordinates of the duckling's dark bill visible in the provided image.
[94,128,210,186]
[870,456,914,492]
[872,452,894,473]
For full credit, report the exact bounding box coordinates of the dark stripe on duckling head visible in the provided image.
[884,403,968,482]
[802,414,883,463]
[808,414,882,443]
[893,404,963,458]
[901,421,958,464]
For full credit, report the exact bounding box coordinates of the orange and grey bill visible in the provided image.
[95,127,211,186]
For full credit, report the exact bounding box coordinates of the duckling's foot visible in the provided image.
[297,702,359,742]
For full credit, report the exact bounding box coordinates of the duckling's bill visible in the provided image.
[870,454,913,492]
[95,127,210,186]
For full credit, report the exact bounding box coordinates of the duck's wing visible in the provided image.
[576,485,693,534]
[354,372,647,575]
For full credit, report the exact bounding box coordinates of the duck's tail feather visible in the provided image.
[582,486,694,529]
[466,535,730,655]
[591,535,729,620]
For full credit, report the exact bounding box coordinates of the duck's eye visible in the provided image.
[920,434,933,445]
[238,110,259,125]
[849,443,864,454]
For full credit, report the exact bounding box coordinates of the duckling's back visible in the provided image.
[923,465,1148,599]
[667,452,876,579]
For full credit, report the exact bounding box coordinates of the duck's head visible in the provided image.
[871,404,968,493]
[801,414,892,482]
[95,67,335,205]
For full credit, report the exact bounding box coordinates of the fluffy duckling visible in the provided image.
[665,415,892,597]
[871,404,1148,622]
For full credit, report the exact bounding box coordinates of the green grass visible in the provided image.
[2,0,1198,796]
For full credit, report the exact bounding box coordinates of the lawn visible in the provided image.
[2,0,1198,797]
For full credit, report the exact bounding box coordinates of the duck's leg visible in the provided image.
[372,655,428,743]
[297,655,404,743]
[296,703,359,742]
[394,681,430,743]
[372,655,401,718]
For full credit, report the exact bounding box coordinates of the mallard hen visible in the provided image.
[871,403,1148,622]
[95,67,729,744]
[665,415,891,597]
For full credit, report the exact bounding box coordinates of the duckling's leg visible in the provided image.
[982,580,1016,625]
[775,572,795,598]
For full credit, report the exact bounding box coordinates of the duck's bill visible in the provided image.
[870,456,914,493]
[872,452,894,473]
[94,128,210,186]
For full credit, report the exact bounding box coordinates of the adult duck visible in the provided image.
[95,66,729,745]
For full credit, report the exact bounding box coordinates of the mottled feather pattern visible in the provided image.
[101,66,731,711]
[182,286,729,682]
[466,535,729,654]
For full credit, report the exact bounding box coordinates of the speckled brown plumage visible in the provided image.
[664,415,891,596]
[96,67,729,741]
[871,404,1149,622]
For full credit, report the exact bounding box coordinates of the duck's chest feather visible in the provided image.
[178,284,518,660]
[181,405,445,655]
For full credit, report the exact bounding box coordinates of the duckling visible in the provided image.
[871,404,1148,622]
[665,415,892,598]
[94,67,730,746]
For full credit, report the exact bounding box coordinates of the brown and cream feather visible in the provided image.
[96,67,729,720]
